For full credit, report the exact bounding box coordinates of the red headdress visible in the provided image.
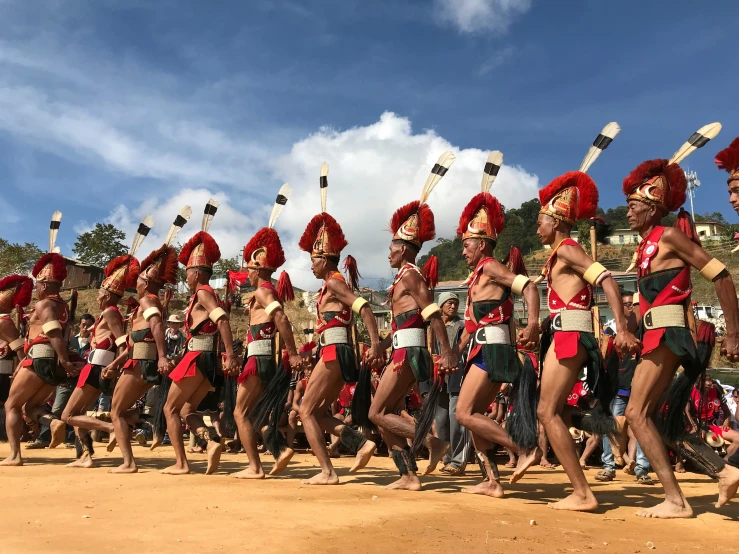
[715,137,739,184]
[244,184,291,272]
[623,122,722,212]
[390,151,456,249]
[539,171,598,225]
[140,206,192,286]
[32,211,67,283]
[179,199,221,272]
[0,275,33,309]
[101,215,153,296]
[458,150,505,241]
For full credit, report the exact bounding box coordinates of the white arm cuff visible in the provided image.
[143,307,161,321]
[421,303,441,321]
[209,307,228,323]
[9,338,23,352]
[265,301,282,318]
[42,320,62,334]
[115,335,128,348]
[351,297,369,315]
[511,274,530,295]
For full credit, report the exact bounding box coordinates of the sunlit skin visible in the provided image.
[728,180,739,215]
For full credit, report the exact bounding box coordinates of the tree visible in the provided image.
[213,255,241,275]
[0,238,43,277]
[73,223,127,267]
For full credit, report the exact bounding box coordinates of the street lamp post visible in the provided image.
[684,169,700,221]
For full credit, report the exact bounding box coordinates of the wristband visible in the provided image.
[583,262,609,286]
[351,297,369,315]
[9,338,24,352]
[632,291,640,305]
[265,301,282,317]
[41,320,62,334]
[699,258,726,282]
[421,303,441,321]
[115,335,128,348]
[143,307,161,321]
[209,307,228,323]
[511,274,530,295]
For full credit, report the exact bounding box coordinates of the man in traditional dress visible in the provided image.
[0,276,33,442]
[619,125,739,517]
[231,186,302,479]
[164,200,238,475]
[1,212,80,466]
[368,152,458,491]
[59,216,153,468]
[535,148,641,511]
[452,151,542,498]
[295,163,384,484]
[103,206,190,473]
[717,137,739,217]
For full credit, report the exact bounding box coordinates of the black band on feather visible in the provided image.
[431,164,448,176]
[173,215,187,227]
[275,194,288,205]
[50,221,61,230]
[593,134,613,149]
[319,176,328,189]
[688,133,710,148]
[483,162,501,176]
[136,223,151,236]
[204,204,218,216]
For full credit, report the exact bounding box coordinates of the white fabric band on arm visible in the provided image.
[9,338,24,352]
[143,307,162,321]
[583,262,609,286]
[115,335,128,348]
[511,274,530,295]
[421,303,441,321]
[42,320,62,334]
[351,297,369,315]
[209,307,228,323]
[265,301,282,318]
[699,258,726,282]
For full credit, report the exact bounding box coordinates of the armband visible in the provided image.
[632,291,640,305]
[115,335,128,348]
[583,262,609,286]
[351,297,369,315]
[699,258,726,282]
[209,307,228,323]
[265,301,282,317]
[41,320,62,334]
[511,274,530,295]
[421,303,441,321]
[143,307,162,321]
[9,338,24,352]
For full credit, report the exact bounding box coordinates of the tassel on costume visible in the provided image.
[411,362,442,454]
[343,255,361,291]
[277,271,294,302]
[507,351,539,449]
[351,362,374,431]
[421,255,438,291]
[152,376,173,439]
[221,374,238,439]
[248,364,291,459]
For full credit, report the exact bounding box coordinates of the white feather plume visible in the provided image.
[129,215,155,257]
[669,122,722,165]
[580,122,621,174]
[165,205,192,247]
[268,184,291,229]
[320,163,329,213]
[481,150,503,193]
[419,151,456,204]
[201,198,219,233]
[49,211,62,253]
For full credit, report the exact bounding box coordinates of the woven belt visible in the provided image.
[132,342,157,361]
[552,310,594,333]
[0,359,14,375]
[474,324,511,346]
[247,339,273,357]
[29,344,56,359]
[392,328,426,349]
[188,335,216,352]
[88,348,115,367]
[643,305,686,330]
[319,327,349,347]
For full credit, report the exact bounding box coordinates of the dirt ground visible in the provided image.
[1,443,737,554]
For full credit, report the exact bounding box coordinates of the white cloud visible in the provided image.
[105,112,540,291]
[434,0,532,34]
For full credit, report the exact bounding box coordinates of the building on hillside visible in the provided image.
[61,256,104,290]
[566,221,729,247]
[434,271,638,326]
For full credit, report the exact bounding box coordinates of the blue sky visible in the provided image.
[1,0,737,288]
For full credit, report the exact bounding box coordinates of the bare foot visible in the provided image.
[716,465,739,508]
[231,467,264,479]
[48,420,66,449]
[675,462,686,474]
[109,463,138,474]
[106,436,117,453]
[66,455,94,469]
[462,479,504,498]
[386,474,422,491]
[510,447,542,484]
[269,448,295,476]
[161,464,192,475]
[580,461,591,470]
[0,454,23,466]
[149,435,163,451]
[424,437,450,475]
[636,498,693,518]
[350,440,376,473]
[549,491,599,512]
[231,467,265,479]
[205,441,223,475]
[301,470,340,485]
[624,460,636,475]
